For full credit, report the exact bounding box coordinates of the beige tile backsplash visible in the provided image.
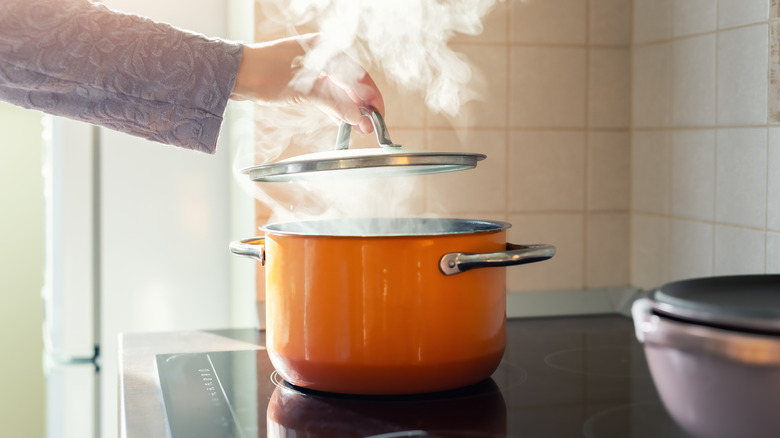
[510,47,588,128]
[670,130,715,221]
[588,132,630,211]
[718,0,769,29]
[509,131,586,212]
[671,34,716,126]
[632,44,671,128]
[510,0,587,44]
[633,0,673,44]
[673,0,716,37]
[769,129,780,230]
[715,129,767,229]
[717,25,768,125]
[589,48,631,128]
[632,0,780,289]
[590,0,633,45]
[253,0,780,297]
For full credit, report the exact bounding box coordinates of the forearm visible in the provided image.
[0,0,242,153]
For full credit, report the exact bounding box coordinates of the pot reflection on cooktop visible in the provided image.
[156,316,694,438]
[268,372,508,437]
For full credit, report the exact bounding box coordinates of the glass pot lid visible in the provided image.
[650,275,780,334]
[242,108,486,182]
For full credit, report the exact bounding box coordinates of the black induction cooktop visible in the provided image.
[156,316,692,438]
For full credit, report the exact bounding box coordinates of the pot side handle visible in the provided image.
[631,297,655,344]
[229,237,266,265]
[439,243,555,276]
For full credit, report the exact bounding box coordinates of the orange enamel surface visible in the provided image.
[261,230,508,394]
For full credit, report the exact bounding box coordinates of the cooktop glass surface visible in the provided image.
[156,316,692,438]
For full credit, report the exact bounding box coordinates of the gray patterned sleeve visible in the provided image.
[0,0,243,154]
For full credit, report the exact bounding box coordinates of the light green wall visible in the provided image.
[0,101,46,438]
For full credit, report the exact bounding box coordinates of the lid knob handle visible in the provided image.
[335,107,402,151]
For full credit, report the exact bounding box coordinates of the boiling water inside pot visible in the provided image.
[261,217,512,237]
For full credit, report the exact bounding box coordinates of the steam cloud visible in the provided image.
[234,0,497,229]
[257,0,496,115]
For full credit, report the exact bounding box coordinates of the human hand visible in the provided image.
[230,34,384,134]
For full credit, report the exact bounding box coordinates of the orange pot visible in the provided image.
[231,218,554,395]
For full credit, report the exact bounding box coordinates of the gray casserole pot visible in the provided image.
[632,275,780,438]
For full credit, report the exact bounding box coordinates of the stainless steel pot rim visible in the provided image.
[259,217,512,237]
[649,275,780,335]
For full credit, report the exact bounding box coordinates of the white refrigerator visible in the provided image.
[41,1,256,437]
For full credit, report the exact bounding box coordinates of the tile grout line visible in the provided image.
[633,124,780,130]
[505,0,512,229]
[423,72,430,215]
[628,0,636,287]
[631,211,780,233]
[665,1,674,284]
[583,0,591,289]
[451,41,630,49]
[766,127,770,273]
[418,125,780,131]
[712,1,719,276]
[510,209,638,215]
[634,18,780,49]
[766,19,772,273]
[408,126,632,131]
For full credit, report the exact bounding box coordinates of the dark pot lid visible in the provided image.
[650,275,780,335]
[242,109,486,182]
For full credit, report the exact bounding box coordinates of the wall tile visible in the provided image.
[430,45,507,129]
[669,219,714,281]
[586,213,630,287]
[510,47,587,128]
[507,213,584,291]
[768,22,780,123]
[714,225,765,275]
[426,129,506,214]
[773,0,780,18]
[716,128,767,228]
[588,131,630,211]
[673,0,717,37]
[632,131,670,214]
[718,0,769,29]
[590,0,632,45]
[767,231,780,272]
[589,48,631,128]
[634,0,672,44]
[631,214,669,289]
[632,44,671,128]
[510,0,586,44]
[452,1,507,44]
[717,25,769,126]
[769,128,780,230]
[671,130,715,221]
[672,34,716,127]
[509,131,585,211]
